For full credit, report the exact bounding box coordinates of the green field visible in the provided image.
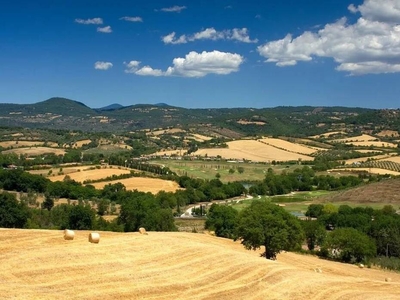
[151,160,301,182]
[227,190,391,215]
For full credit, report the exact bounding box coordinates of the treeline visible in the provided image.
[306,203,400,268]
[249,167,364,196]
[205,200,400,268]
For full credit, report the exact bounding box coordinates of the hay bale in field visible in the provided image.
[88,232,100,243]
[385,277,392,282]
[314,268,322,273]
[358,264,364,268]
[139,227,148,235]
[64,229,75,240]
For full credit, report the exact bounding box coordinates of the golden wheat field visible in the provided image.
[343,154,394,165]
[377,156,400,163]
[332,134,376,143]
[193,140,313,162]
[91,177,181,193]
[2,147,66,156]
[259,138,317,155]
[336,168,400,176]
[1,229,399,300]
[46,168,132,183]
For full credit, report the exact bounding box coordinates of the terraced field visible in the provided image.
[1,229,399,300]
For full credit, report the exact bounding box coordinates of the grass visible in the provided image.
[151,160,301,182]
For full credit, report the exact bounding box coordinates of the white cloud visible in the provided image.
[160,5,186,13]
[135,66,164,76]
[229,28,259,43]
[75,18,103,25]
[124,51,244,77]
[356,0,400,23]
[120,16,143,22]
[162,32,187,44]
[97,26,112,33]
[162,27,257,44]
[94,61,113,70]
[348,4,358,13]
[257,0,400,75]
[124,60,141,73]
[165,51,244,77]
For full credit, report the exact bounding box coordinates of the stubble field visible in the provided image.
[1,229,399,300]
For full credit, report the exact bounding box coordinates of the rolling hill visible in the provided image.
[318,178,400,204]
[1,229,399,299]
[1,97,399,136]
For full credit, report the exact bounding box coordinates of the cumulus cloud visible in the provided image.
[160,5,186,12]
[120,16,143,22]
[162,32,187,44]
[75,18,103,25]
[94,61,113,70]
[97,26,112,33]
[162,27,257,44]
[257,0,400,75]
[124,51,244,77]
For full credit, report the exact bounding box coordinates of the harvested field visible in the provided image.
[259,138,317,155]
[318,178,400,204]
[333,134,376,143]
[332,168,400,176]
[376,130,399,137]
[346,141,398,148]
[343,154,394,165]
[0,140,45,148]
[188,133,213,142]
[377,155,400,163]
[47,168,131,183]
[193,140,313,162]
[91,177,181,194]
[1,229,400,300]
[310,131,347,138]
[2,146,66,156]
[150,128,186,136]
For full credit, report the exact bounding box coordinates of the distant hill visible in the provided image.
[96,103,124,111]
[0,97,399,135]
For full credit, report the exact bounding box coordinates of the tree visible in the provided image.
[68,204,95,230]
[0,192,30,228]
[305,204,324,218]
[302,220,326,250]
[235,201,304,260]
[205,204,238,238]
[41,194,54,211]
[321,227,376,263]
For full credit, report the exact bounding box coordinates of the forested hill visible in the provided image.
[0,97,399,136]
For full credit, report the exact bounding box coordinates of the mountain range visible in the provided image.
[0,97,399,136]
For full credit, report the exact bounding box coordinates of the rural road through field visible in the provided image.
[180,195,253,218]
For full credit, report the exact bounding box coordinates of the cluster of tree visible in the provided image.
[305,203,400,267]
[205,200,400,266]
[176,176,246,204]
[248,167,363,196]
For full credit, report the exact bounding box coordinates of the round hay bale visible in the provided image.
[64,229,75,240]
[139,227,148,235]
[385,277,392,282]
[88,232,100,243]
[358,263,364,268]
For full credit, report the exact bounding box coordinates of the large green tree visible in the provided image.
[205,204,238,238]
[0,192,30,228]
[322,227,376,263]
[302,220,326,251]
[235,201,304,260]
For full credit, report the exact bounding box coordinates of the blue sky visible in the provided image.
[1,0,400,109]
